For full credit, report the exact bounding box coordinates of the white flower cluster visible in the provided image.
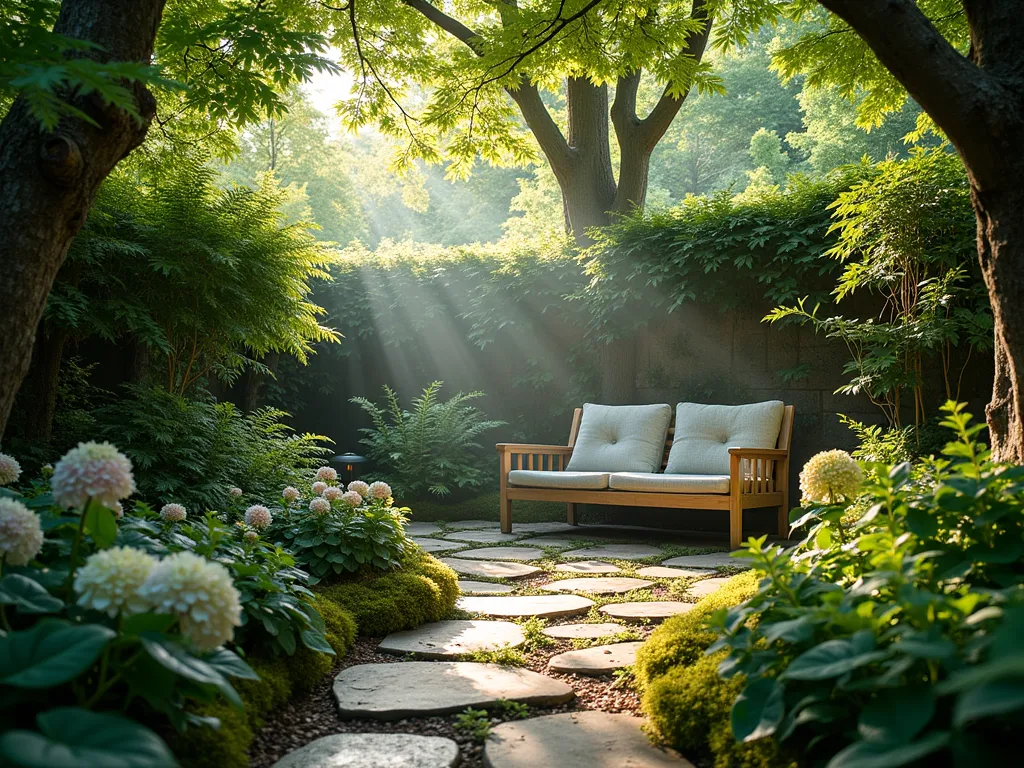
[311,481,328,495]
[799,449,864,504]
[316,466,338,482]
[347,480,370,498]
[0,498,44,565]
[75,546,154,617]
[282,486,301,502]
[137,552,242,651]
[244,530,259,544]
[340,490,363,507]
[244,504,272,529]
[309,497,331,515]
[75,549,242,651]
[229,487,243,498]
[160,503,187,522]
[0,452,21,486]
[51,441,135,510]
[368,481,392,500]
[323,486,343,502]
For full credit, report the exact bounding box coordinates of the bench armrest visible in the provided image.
[727,447,788,458]
[496,443,573,454]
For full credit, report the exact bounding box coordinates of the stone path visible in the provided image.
[270,733,460,768]
[333,662,574,720]
[378,620,524,659]
[540,576,652,595]
[440,557,541,579]
[600,601,695,623]
[457,579,514,595]
[457,594,594,619]
[484,711,693,767]
[541,622,626,640]
[272,517,751,768]
[547,641,644,676]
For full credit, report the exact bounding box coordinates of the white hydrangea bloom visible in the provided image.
[0,498,44,566]
[340,490,363,507]
[347,480,370,498]
[52,442,135,510]
[0,453,21,486]
[368,481,392,500]
[311,481,328,495]
[323,486,343,501]
[282,486,301,502]
[138,552,242,651]
[243,530,259,544]
[160,503,187,522]
[244,504,272,528]
[800,450,864,504]
[229,487,243,498]
[75,546,156,617]
[316,466,338,482]
[309,497,331,515]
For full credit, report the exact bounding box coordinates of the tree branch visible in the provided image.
[610,69,641,130]
[400,0,484,55]
[506,79,573,177]
[638,0,712,151]
[817,0,1001,182]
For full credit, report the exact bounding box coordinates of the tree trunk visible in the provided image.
[243,353,281,412]
[21,326,69,444]
[975,172,1024,461]
[0,0,167,438]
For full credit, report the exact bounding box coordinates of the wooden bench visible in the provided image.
[497,405,794,549]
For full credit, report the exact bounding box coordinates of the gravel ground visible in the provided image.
[248,619,653,768]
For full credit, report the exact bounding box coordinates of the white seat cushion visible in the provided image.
[508,470,610,490]
[665,401,785,475]
[565,403,673,473]
[609,472,730,494]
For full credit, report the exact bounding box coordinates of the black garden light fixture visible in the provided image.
[333,453,367,483]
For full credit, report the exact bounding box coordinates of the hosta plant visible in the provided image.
[709,403,1023,768]
[0,443,255,768]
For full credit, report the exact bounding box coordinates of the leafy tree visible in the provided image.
[774,0,1024,461]
[747,128,791,185]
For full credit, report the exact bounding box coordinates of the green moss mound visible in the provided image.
[645,653,788,768]
[312,593,358,656]
[317,552,459,636]
[636,570,790,768]
[636,570,760,688]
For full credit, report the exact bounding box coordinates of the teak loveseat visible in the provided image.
[497,401,795,550]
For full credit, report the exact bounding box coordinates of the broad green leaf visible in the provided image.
[203,647,260,680]
[141,635,224,686]
[732,678,785,742]
[858,687,935,743]
[953,680,1024,727]
[781,640,888,681]
[300,629,335,655]
[825,731,950,768]
[0,621,114,688]
[84,501,118,549]
[0,707,175,768]
[0,575,63,614]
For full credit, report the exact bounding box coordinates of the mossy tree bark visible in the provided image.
[818,0,1024,460]
[0,0,167,439]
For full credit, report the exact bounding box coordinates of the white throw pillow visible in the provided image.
[665,401,785,475]
[565,403,673,473]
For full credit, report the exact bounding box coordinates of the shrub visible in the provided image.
[317,551,459,636]
[92,384,330,509]
[710,402,1024,767]
[351,381,506,498]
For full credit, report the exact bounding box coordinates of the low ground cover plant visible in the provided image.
[710,403,1022,767]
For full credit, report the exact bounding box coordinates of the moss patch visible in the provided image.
[317,552,459,636]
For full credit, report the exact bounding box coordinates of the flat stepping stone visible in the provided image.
[542,623,626,640]
[405,522,442,536]
[563,544,662,560]
[271,733,459,768]
[411,537,464,553]
[440,557,541,579]
[445,519,498,530]
[485,711,692,768]
[378,620,524,659]
[441,530,525,544]
[457,594,594,619]
[600,601,694,623]
[515,522,579,533]
[516,537,577,549]
[685,576,733,598]
[456,546,544,561]
[637,565,716,579]
[662,552,746,569]
[541,577,652,595]
[459,579,514,595]
[548,641,644,676]
[555,560,619,574]
[334,661,573,720]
